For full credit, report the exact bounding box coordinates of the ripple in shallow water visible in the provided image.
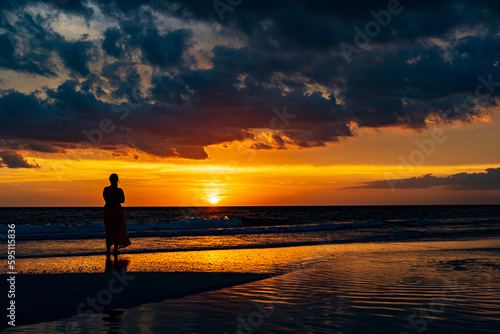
[130,249,498,334]
[6,239,500,334]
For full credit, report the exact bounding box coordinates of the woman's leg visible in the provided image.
[112,210,121,253]
[114,209,131,250]
[104,212,113,253]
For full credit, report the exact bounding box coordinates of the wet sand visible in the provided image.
[1,272,271,328]
[2,236,499,332]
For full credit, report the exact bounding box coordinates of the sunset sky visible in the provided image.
[1,0,500,206]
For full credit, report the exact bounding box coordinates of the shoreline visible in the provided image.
[4,229,500,264]
[6,226,500,261]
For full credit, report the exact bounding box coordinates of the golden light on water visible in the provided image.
[10,238,500,274]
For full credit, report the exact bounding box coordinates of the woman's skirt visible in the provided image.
[103,207,131,249]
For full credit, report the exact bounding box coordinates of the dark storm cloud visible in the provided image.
[0,10,96,77]
[354,168,500,190]
[126,0,500,52]
[0,14,57,76]
[0,139,63,153]
[2,0,94,18]
[102,28,122,58]
[0,0,499,164]
[0,151,39,168]
[134,29,192,68]
[58,40,93,76]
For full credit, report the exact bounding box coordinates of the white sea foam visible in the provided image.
[0,218,386,240]
[0,217,243,234]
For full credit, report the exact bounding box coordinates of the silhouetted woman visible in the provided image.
[103,174,131,254]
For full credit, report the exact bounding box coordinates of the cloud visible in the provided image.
[354,168,500,190]
[57,40,93,76]
[133,28,192,68]
[0,151,39,168]
[0,0,499,163]
[0,10,94,77]
[102,28,122,58]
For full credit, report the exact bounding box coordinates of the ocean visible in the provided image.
[2,206,500,333]
[1,205,499,264]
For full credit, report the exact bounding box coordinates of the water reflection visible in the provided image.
[105,254,131,272]
[12,238,500,275]
[122,247,499,334]
[101,310,125,334]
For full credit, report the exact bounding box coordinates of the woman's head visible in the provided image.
[109,173,119,185]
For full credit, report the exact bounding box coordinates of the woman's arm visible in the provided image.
[118,188,125,203]
[103,187,110,203]
[103,187,124,205]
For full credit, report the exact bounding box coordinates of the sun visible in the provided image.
[208,194,220,205]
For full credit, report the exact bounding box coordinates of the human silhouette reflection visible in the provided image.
[102,309,125,334]
[105,253,131,272]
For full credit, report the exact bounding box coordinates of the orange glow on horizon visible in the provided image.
[1,113,500,207]
[0,154,499,206]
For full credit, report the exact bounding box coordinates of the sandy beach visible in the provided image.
[2,235,500,333]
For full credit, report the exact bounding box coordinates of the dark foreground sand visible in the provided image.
[2,272,271,328]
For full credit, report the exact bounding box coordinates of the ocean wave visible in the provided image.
[3,216,496,241]
[0,219,384,241]
[0,217,242,237]
[409,219,440,226]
